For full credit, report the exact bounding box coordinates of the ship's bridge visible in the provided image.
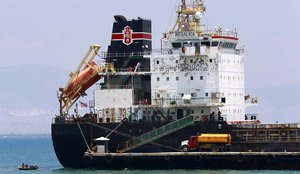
[162,27,240,57]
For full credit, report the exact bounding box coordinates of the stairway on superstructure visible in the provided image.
[120,55,143,85]
[156,107,169,121]
[117,114,200,153]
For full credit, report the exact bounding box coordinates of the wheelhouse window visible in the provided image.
[220,42,237,49]
[201,41,210,47]
[212,41,219,47]
[191,93,197,97]
[172,42,181,48]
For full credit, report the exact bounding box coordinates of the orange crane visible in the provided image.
[58,44,115,116]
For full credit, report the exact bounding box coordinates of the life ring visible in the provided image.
[83,154,93,166]
[105,154,114,163]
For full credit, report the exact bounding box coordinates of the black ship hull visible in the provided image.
[52,121,228,168]
[51,120,300,169]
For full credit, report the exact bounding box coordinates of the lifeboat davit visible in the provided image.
[64,62,101,100]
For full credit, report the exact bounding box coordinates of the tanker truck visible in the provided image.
[180,134,231,152]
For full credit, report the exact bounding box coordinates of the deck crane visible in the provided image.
[58,44,115,116]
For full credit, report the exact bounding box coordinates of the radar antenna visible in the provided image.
[172,0,206,36]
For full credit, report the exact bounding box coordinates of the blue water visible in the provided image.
[0,136,299,174]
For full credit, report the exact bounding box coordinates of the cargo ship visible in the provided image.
[52,0,300,169]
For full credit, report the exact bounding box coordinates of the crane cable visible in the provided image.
[93,47,101,57]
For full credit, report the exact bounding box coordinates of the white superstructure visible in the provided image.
[150,28,246,121]
[93,0,257,123]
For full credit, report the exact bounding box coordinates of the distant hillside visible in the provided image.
[0,64,299,134]
[0,64,68,109]
[0,64,68,134]
[246,83,300,123]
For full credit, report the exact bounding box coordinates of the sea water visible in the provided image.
[0,135,298,174]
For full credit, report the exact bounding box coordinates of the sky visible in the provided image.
[1,0,300,89]
[0,0,300,134]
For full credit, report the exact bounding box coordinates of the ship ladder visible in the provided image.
[121,62,141,86]
[86,122,181,152]
[120,54,142,69]
[117,114,200,153]
[156,107,169,121]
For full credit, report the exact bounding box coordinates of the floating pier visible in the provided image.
[83,151,300,169]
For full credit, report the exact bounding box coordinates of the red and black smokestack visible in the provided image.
[107,15,152,69]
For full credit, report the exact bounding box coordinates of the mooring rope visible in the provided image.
[77,123,91,152]
[87,122,181,152]
[105,118,126,138]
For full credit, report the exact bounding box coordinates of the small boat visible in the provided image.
[18,164,38,170]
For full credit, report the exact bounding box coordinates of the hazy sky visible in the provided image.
[1,0,300,90]
[1,0,300,134]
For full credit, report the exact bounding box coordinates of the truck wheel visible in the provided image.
[181,145,189,152]
[211,146,220,152]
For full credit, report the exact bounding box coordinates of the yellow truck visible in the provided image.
[180,134,231,152]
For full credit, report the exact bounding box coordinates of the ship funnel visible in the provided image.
[114,15,127,22]
[107,15,152,69]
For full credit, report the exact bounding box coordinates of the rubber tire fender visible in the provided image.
[83,154,93,166]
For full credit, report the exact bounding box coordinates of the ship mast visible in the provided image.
[173,0,206,36]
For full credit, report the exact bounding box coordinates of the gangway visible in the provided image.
[117,114,200,153]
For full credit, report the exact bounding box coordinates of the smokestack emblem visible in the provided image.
[123,26,133,45]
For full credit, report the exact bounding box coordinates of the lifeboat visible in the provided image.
[64,61,101,100]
